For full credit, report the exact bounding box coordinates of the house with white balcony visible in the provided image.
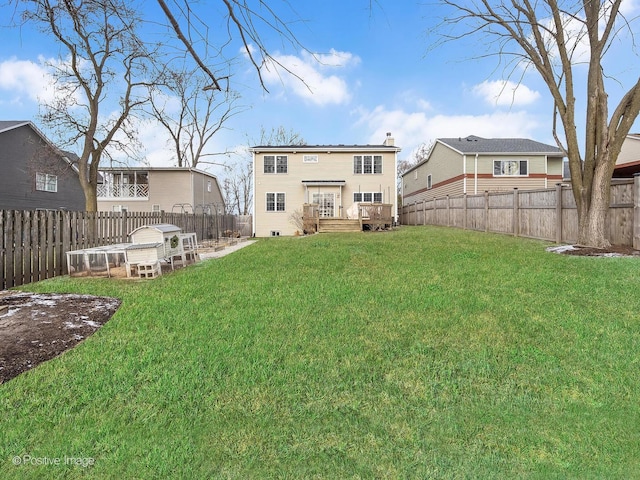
[97,167,225,214]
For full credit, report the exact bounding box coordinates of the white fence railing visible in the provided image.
[97,184,149,199]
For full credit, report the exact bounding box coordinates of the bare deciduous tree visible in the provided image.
[155,0,308,93]
[148,69,245,169]
[14,0,310,211]
[435,0,640,247]
[223,161,253,215]
[21,0,154,212]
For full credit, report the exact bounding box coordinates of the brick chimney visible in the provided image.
[383,132,395,146]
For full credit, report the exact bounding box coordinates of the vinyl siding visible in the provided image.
[0,124,85,210]
[404,148,565,205]
[403,143,462,205]
[98,170,224,213]
[254,149,397,236]
[617,136,640,166]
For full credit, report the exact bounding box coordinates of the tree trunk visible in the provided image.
[577,200,610,247]
[576,163,613,248]
[83,183,98,213]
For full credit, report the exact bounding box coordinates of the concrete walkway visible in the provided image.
[198,240,257,260]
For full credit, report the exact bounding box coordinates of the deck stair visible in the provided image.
[318,218,361,233]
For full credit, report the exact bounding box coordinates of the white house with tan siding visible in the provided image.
[251,134,400,237]
[97,167,224,214]
[402,135,564,206]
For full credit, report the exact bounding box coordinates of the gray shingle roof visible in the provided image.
[0,120,30,133]
[439,135,563,155]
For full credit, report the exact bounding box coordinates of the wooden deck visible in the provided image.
[303,203,394,233]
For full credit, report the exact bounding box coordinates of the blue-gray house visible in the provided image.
[0,121,84,211]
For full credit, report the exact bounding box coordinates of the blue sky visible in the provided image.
[1,0,639,177]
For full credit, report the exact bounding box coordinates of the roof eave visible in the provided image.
[249,145,401,153]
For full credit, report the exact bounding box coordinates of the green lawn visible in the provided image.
[1,226,639,479]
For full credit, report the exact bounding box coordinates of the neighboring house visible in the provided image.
[0,121,85,211]
[97,167,225,214]
[250,134,401,237]
[402,135,565,205]
[613,133,640,178]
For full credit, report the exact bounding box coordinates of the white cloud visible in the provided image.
[0,56,86,111]
[0,57,54,105]
[472,80,541,107]
[620,0,640,15]
[355,105,542,158]
[260,49,360,106]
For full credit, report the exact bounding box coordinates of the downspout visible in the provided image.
[474,153,479,194]
[544,155,548,188]
[463,155,467,194]
[251,151,256,236]
[394,149,398,222]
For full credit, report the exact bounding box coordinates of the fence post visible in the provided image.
[433,197,437,225]
[513,188,519,237]
[462,193,468,230]
[446,195,451,227]
[484,191,489,233]
[634,174,640,250]
[62,211,71,275]
[555,183,563,244]
[423,199,427,226]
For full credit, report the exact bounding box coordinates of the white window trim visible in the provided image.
[264,155,288,174]
[427,174,432,189]
[353,155,383,174]
[353,192,383,203]
[493,159,529,177]
[266,192,286,212]
[36,172,58,192]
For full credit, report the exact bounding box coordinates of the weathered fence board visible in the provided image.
[400,178,639,247]
[1,210,253,290]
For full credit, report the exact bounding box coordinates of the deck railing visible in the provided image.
[97,183,149,199]
[359,203,393,229]
[302,203,393,233]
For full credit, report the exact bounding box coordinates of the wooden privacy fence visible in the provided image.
[1,210,253,289]
[400,177,640,248]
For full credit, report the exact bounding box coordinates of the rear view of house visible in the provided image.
[0,121,84,211]
[402,135,564,205]
[251,134,400,237]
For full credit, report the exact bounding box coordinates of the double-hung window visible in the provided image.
[353,155,383,174]
[353,192,383,203]
[265,155,288,174]
[266,192,285,212]
[36,173,57,192]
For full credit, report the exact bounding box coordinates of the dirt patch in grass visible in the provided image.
[0,292,121,384]
[547,244,640,257]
